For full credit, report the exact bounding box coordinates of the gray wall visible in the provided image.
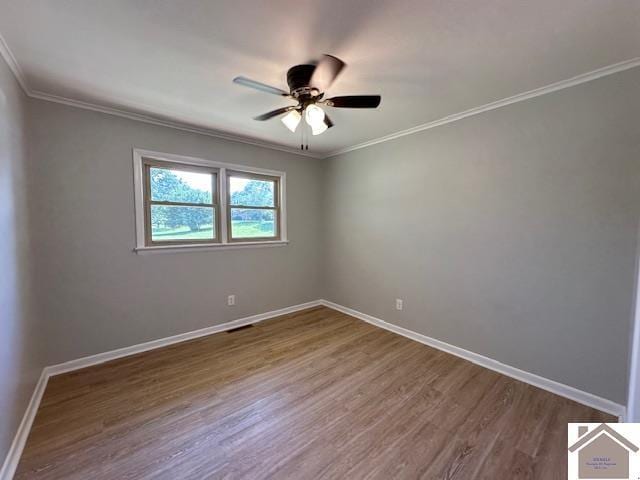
[28,100,324,366]
[322,67,640,404]
[2,60,638,468]
[626,241,640,421]
[0,58,42,462]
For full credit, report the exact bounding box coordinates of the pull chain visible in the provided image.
[299,115,310,151]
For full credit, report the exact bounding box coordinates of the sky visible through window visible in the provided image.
[229,177,251,196]
[174,171,211,192]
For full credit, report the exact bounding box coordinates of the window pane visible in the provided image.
[229,176,275,207]
[230,208,276,238]
[150,167,213,204]
[150,205,215,241]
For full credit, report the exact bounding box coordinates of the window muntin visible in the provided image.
[227,171,280,241]
[144,160,219,245]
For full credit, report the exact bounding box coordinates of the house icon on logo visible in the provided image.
[569,424,639,479]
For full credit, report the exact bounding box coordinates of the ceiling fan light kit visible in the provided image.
[281,109,301,132]
[233,54,381,148]
[311,120,327,136]
[305,104,326,134]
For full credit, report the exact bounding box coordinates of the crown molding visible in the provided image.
[27,90,323,158]
[324,57,640,158]
[0,32,320,159]
[1,29,638,160]
[0,31,30,94]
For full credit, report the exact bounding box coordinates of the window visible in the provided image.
[144,160,219,245]
[227,171,280,241]
[133,149,286,251]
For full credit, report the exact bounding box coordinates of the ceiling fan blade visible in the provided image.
[233,76,290,97]
[309,54,346,92]
[325,95,381,108]
[324,113,334,129]
[253,106,296,121]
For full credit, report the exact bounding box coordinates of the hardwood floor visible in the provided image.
[16,306,614,479]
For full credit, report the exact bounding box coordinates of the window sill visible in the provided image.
[134,240,289,255]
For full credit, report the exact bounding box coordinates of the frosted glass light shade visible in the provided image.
[311,121,328,136]
[281,110,302,132]
[305,104,325,127]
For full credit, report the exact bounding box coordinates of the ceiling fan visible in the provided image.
[233,54,381,148]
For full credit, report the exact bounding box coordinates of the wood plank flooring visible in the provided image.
[15,306,614,479]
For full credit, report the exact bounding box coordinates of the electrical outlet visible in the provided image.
[227,295,236,306]
[396,298,403,311]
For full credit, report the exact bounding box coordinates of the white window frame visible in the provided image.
[133,148,287,253]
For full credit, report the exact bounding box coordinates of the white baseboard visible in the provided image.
[0,371,49,480]
[1,298,627,479]
[319,299,626,419]
[46,300,322,376]
[0,300,322,480]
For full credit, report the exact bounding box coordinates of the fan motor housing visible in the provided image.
[287,64,316,94]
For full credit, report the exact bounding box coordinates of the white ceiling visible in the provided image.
[1,0,639,156]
